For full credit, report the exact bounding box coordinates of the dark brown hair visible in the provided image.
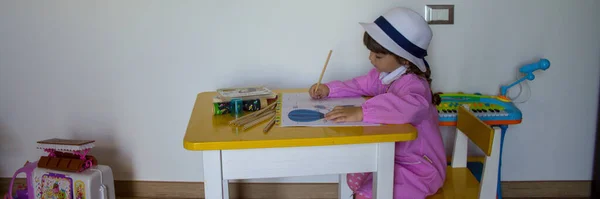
[363,32,441,105]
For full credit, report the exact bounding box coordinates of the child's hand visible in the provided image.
[325,106,363,123]
[309,84,330,99]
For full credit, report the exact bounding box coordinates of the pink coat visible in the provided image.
[325,68,446,199]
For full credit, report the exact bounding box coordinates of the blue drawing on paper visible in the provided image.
[288,109,325,122]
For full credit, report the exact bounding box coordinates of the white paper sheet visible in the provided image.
[279,92,380,127]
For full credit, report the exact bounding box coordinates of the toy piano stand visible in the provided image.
[36,138,98,173]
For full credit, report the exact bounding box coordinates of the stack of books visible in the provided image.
[212,86,278,115]
[213,86,277,103]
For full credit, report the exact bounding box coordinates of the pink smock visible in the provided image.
[324,68,446,199]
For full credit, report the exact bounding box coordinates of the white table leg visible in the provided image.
[372,142,394,199]
[203,150,225,199]
[339,174,352,199]
[223,180,229,198]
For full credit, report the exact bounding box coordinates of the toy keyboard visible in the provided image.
[437,93,522,126]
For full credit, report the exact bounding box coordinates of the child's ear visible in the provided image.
[396,56,409,65]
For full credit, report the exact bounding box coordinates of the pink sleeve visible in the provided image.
[361,75,432,124]
[325,69,380,98]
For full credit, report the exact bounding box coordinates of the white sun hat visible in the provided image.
[360,7,433,72]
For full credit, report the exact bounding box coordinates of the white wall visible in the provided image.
[1,0,599,182]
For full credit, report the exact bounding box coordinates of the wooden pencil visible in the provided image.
[263,116,276,133]
[233,104,276,126]
[242,112,275,131]
[231,104,277,126]
[234,109,275,127]
[229,102,277,125]
[314,50,333,93]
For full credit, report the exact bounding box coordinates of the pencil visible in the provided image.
[263,116,276,133]
[231,102,277,127]
[314,50,333,93]
[235,109,275,127]
[229,102,276,125]
[242,112,276,131]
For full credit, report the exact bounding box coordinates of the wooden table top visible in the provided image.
[183,89,417,150]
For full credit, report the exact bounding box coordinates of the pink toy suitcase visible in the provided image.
[5,161,115,199]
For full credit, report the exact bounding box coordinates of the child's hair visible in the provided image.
[363,32,441,105]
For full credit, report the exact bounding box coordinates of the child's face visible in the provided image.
[369,52,403,73]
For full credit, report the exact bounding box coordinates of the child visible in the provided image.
[309,7,446,199]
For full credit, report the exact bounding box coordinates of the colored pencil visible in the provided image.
[243,112,276,131]
[235,109,275,127]
[263,116,276,133]
[229,102,276,125]
[314,50,333,93]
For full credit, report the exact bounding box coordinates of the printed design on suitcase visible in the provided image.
[35,176,41,198]
[74,180,85,199]
[38,173,73,199]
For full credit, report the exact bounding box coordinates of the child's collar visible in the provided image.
[379,65,407,85]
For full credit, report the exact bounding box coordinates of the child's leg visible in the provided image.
[347,172,373,199]
[346,172,370,192]
[348,168,438,199]
[354,193,370,199]
[391,158,444,199]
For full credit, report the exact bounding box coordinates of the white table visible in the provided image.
[183,90,418,199]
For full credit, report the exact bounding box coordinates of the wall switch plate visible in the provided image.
[425,5,454,24]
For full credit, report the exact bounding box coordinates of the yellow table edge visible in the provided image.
[183,89,418,151]
[184,132,417,151]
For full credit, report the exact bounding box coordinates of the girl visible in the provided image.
[309,7,446,199]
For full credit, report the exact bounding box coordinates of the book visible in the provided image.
[214,86,277,102]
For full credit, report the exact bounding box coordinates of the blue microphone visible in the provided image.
[500,59,551,97]
[519,58,550,80]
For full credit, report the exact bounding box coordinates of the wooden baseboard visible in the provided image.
[502,181,591,198]
[1,178,590,198]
